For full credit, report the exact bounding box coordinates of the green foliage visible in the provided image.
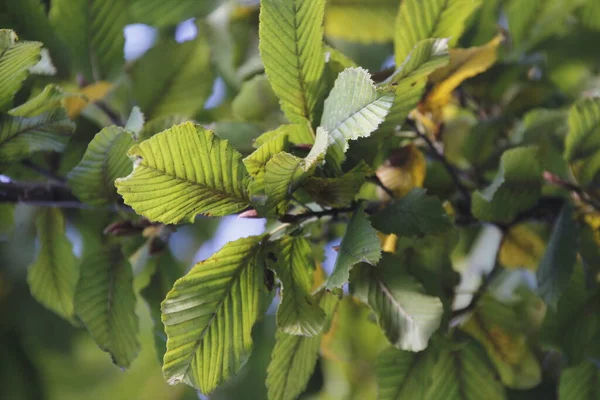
[1,1,600,399]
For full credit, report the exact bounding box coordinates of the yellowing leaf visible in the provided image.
[425,35,503,115]
[583,213,600,247]
[325,0,399,43]
[63,81,113,119]
[375,144,426,200]
[499,225,546,271]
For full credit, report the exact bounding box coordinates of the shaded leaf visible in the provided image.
[116,122,250,224]
[74,245,140,368]
[0,108,74,163]
[472,146,542,223]
[304,161,371,207]
[27,208,78,321]
[272,235,325,336]
[259,0,327,124]
[376,347,438,400]
[564,97,600,162]
[161,236,267,393]
[537,202,580,308]
[68,126,134,206]
[232,74,280,122]
[350,255,443,351]
[327,203,381,289]
[498,225,546,270]
[130,0,218,28]
[371,188,452,237]
[559,361,600,400]
[131,35,213,119]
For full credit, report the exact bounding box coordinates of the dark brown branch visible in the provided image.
[20,159,66,184]
[96,101,125,127]
[0,181,131,212]
[279,203,357,223]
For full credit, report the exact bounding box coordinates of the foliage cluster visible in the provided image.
[1,0,600,399]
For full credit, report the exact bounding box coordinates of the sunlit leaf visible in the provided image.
[371,188,452,237]
[259,0,327,124]
[244,129,289,198]
[325,0,399,43]
[321,67,394,171]
[351,255,443,351]
[271,235,325,336]
[394,0,482,65]
[0,29,41,111]
[63,81,113,120]
[27,208,78,321]
[162,236,267,393]
[8,84,65,117]
[116,122,250,223]
[375,144,427,199]
[74,245,140,368]
[68,126,135,206]
[327,203,381,289]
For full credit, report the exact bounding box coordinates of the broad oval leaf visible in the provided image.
[350,255,443,352]
[130,0,218,28]
[27,208,78,321]
[327,202,381,289]
[267,290,340,400]
[321,67,394,171]
[162,236,267,393]
[371,188,452,237]
[116,122,250,224]
[74,245,140,368]
[0,108,74,162]
[394,0,482,65]
[68,126,135,206]
[376,347,438,400]
[259,0,327,124]
[272,235,326,336]
[0,29,42,111]
[559,361,600,400]
[564,97,600,162]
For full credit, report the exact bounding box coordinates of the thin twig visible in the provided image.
[280,203,357,223]
[369,175,395,199]
[544,171,600,211]
[96,101,125,126]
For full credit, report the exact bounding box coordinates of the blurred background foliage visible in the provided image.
[0,0,600,399]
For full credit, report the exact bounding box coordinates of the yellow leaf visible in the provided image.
[63,81,113,119]
[312,263,327,291]
[380,233,398,253]
[584,213,600,245]
[375,144,426,200]
[425,35,503,115]
[499,225,546,270]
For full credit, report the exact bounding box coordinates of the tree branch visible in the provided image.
[20,159,66,184]
[279,203,357,223]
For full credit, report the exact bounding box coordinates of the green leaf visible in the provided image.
[263,127,330,214]
[321,67,394,171]
[378,38,450,133]
[321,67,394,170]
[259,0,327,124]
[68,126,134,206]
[559,361,600,400]
[74,245,140,368]
[232,74,280,122]
[425,342,506,400]
[537,202,580,308]
[138,115,190,142]
[324,0,399,44]
[0,109,74,163]
[376,347,438,400]
[266,290,340,400]
[244,129,290,198]
[49,0,129,80]
[131,35,213,119]
[8,84,65,117]
[327,203,381,289]
[272,236,325,336]
[472,146,542,223]
[130,0,218,28]
[304,161,371,207]
[350,255,443,351]
[116,122,250,224]
[125,106,145,136]
[371,188,452,237]
[0,204,14,235]
[0,30,41,111]
[394,0,482,65]
[254,123,315,147]
[564,97,600,162]
[161,236,267,393]
[27,208,78,321]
